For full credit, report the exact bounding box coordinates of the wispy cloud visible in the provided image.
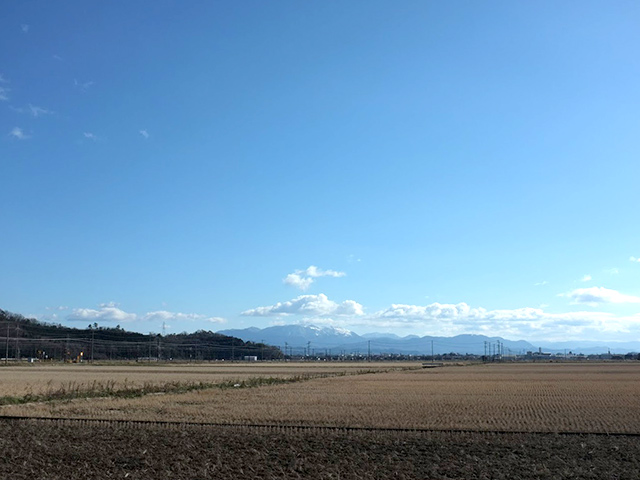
[560,287,640,307]
[283,265,346,291]
[533,281,548,286]
[45,305,69,311]
[9,127,30,140]
[53,54,63,61]
[83,132,97,141]
[139,129,149,139]
[21,24,29,33]
[144,311,225,324]
[0,75,9,101]
[74,79,94,90]
[242,293,363,317]
[581,274,592,282]
[99,301,119,308]
[604,268,619,275]
[630,256,640,263]
[12,104,53,117]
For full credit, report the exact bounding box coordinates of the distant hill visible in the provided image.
[0,309,281,361]
[219,325,538,356]
[219,324,640,356]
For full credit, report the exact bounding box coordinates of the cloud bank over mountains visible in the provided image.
[240,286,640,342]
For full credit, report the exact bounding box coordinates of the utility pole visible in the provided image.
[284,342,288,358]
[231,339,235,361]
[15,323,20,361]
[261,339,264,361]
[91,327,95,363]
[5,322,9,365]
[307,341,311,357]
[368,340,371,362]
[431,340,434,362]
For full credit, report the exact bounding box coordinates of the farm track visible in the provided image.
[2,413,639,437]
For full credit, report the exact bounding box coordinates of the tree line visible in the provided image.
[0,309,282,361]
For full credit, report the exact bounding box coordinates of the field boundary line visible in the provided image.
[0,415,638,438]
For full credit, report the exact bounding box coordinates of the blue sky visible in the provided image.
[1,1,639,342]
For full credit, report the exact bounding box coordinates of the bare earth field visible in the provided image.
[2,362,640,479]
[2,420,640,480]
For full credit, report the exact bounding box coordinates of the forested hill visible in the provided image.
[0,309,282,361]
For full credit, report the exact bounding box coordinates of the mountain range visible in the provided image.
[219,325,639,356]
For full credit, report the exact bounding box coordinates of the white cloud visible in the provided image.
[139,129,149,139]
[305,266,345,278]
[206,317,226,324]
[283,265,346,291]
[581,274,592,282]
[83,132,97,141]
[9,127,29,140]
[534,281,548,286]
[67,306,137,323]
[561,287,640,307]
[630,257,640,263]
[66,304,225,325]
[21,24,29,33]
[242,293,363,317]
[12,104,53,117]
[283,273,314,290]
[604,268,619,275]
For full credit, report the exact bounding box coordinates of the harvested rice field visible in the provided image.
[0,361,416,396]
[4,362,640,435]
